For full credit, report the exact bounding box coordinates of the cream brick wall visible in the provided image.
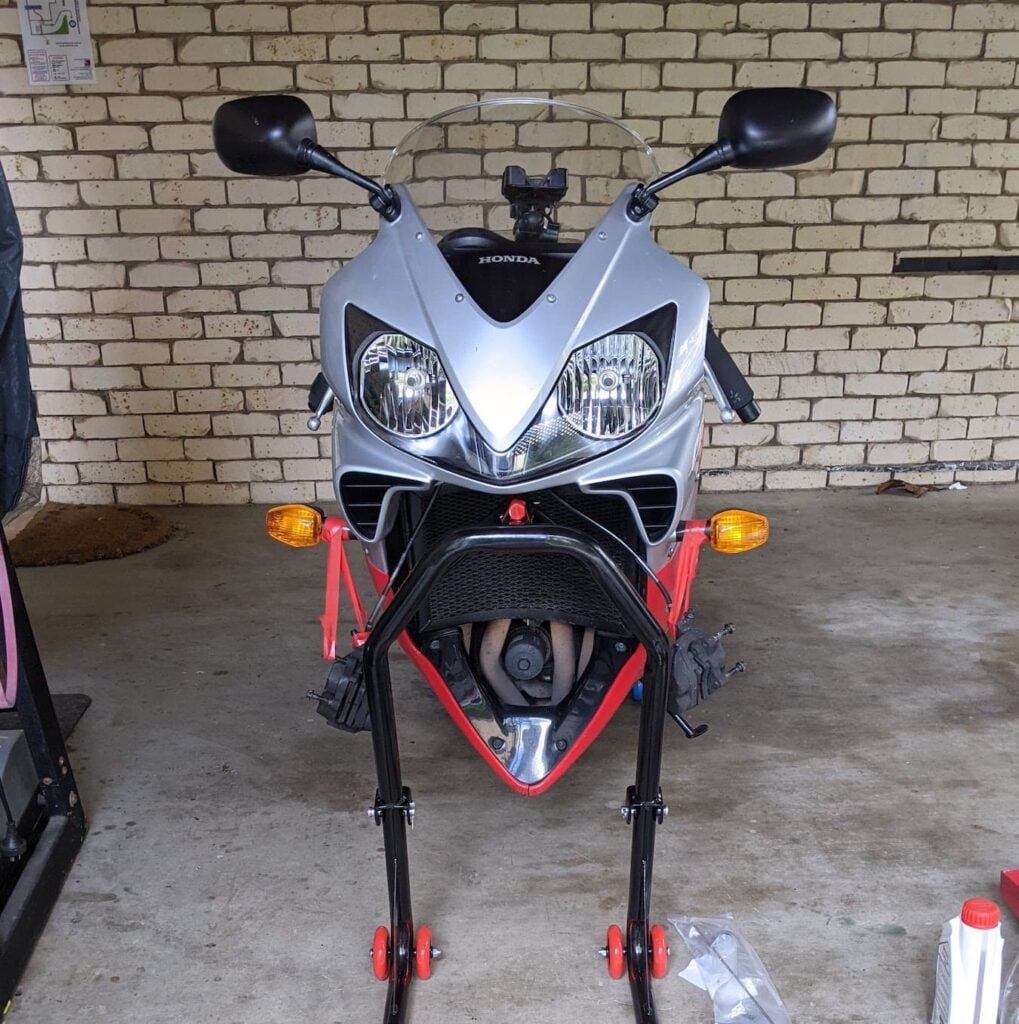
[1,0,1019,504]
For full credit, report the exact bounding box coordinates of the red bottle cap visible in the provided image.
[961,898,1000,930]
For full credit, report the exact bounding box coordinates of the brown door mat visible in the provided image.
[10,504,175,567]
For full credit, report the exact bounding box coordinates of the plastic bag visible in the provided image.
[670,914,791,1024]
[1001,953,1019,1024]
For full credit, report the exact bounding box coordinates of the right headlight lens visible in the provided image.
[557,332,662,438]
[359,332,459,437]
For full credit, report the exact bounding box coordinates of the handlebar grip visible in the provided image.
[705,324,760,424]
[308,371,334,414]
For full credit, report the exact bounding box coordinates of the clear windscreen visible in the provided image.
[383,97,659,242]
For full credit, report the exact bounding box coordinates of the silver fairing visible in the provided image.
[319,184,711,564]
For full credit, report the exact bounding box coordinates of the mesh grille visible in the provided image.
[587,475,678,543]
[407,486,641,631]
[425,549,625,630]
[339,471,421,536]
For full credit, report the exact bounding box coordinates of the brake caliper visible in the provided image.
[307,648,371,733]
[669,619,745,715]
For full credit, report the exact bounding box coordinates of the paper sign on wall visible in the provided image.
[18,0,96,85]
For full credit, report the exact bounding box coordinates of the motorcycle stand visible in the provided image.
[357,527,675,1024]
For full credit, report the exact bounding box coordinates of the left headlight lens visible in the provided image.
[359,333,459,437]
[557,332,662,438]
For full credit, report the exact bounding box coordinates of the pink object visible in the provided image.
[0,552,17,709]
[319,516,366,661]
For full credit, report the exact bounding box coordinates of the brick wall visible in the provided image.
[1,0,1018,504]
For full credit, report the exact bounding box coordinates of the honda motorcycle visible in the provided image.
[213,88,836,1023]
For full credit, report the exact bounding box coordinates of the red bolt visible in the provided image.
[506,498,528,523]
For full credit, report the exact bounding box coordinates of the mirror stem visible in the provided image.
[628,140,735,221]
[296,140,401,221]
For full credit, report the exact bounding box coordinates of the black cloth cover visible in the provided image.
[0,164,37,517]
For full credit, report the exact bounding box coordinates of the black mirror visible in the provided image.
[213,94,316,176]
[717,88,836,169]
[629,87,836,219]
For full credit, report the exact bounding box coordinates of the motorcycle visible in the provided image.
[213,88,836,1024]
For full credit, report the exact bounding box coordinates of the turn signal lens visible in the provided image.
[266,504,323,548]
[709,509,769,555]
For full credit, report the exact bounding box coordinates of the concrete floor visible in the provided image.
[8,487,1019,1023]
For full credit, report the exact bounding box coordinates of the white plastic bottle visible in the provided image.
[931,898,1004,1024]
[1002,954,1019,1024]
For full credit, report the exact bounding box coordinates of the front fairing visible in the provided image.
[319,185,711,549]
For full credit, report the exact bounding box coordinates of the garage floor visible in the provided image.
[9,488,1019,1023]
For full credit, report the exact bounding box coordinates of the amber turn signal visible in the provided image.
[266,504,323,548]
[709,509,769,555]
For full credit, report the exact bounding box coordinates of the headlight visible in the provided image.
[557,332,662,439]
[345,304,675,482]
[359,333,459,437]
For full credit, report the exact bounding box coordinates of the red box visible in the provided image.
[1002,870,1019,921]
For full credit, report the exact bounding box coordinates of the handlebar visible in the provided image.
[704,324,760,424]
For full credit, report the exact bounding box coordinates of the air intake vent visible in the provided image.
[587,475,678,543]
[338,472,424,538]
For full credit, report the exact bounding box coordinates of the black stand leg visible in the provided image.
[363,650,414,1023]
[624,651,670,1024]
[0,528,87,1007]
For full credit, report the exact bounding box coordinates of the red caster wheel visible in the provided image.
[415,925,434,980]
[605,924,625,979]
[649,924,669,979]
[371,925,390,981]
